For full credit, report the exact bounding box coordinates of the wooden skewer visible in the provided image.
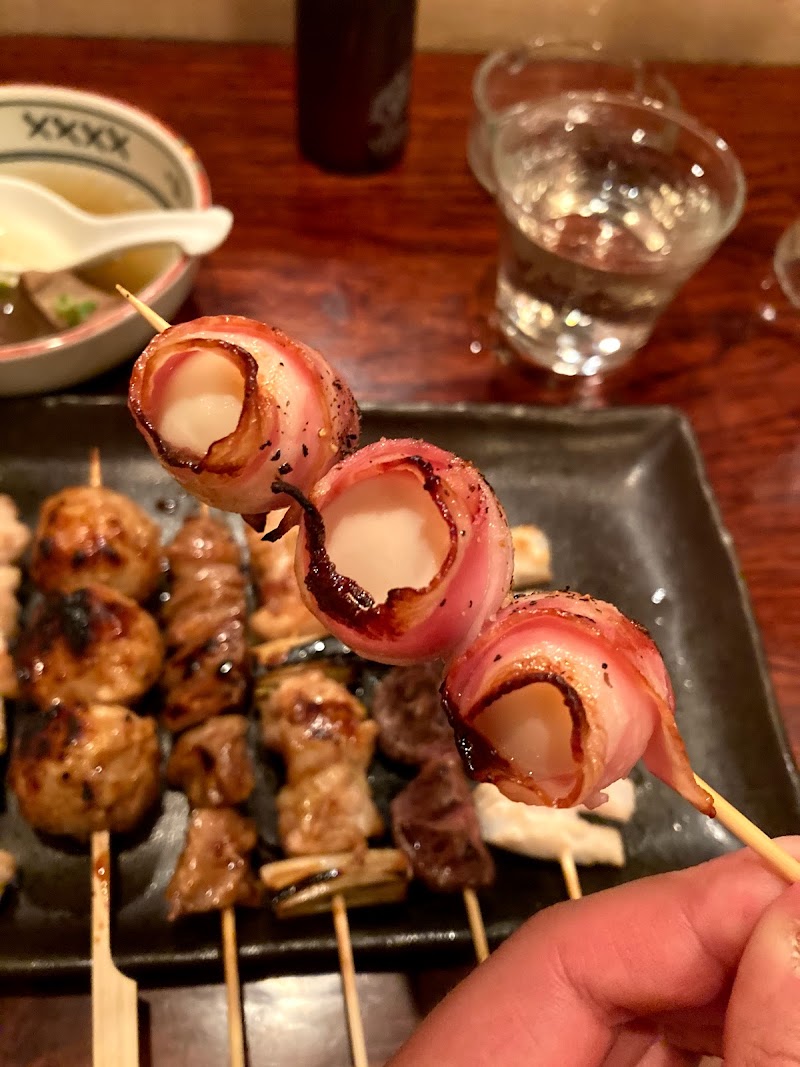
[695,775,800,882]
[221,906,246,1067]
[332,892,369,1067]
[559,851,583,901]
[116,285,170,333]
[92,831,139,1067]
[88,449,140,1067]
[462,887,489,961]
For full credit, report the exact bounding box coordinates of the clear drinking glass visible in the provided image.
[774,220,800,309]
[468,39,679,196]
[492,92,746,377]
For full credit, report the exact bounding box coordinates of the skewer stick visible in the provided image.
[116,285,171,333]
[559,851,583,901]
[92,831,139,1067]
[332,892,368,1067]
[462,888,489,961]
[695,775,800,883]
[88,450,140,1066]
[221,906,246,1067]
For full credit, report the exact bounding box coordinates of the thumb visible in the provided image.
[725,880,800,1065]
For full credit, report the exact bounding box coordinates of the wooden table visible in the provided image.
[2,36,800,1066]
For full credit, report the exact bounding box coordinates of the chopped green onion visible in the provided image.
[53,295,97,328]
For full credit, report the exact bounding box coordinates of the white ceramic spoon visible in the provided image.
[0,175,233,277]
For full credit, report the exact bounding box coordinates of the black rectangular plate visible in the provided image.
[0,396,798,983]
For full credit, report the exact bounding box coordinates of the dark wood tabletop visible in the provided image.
[2,35,800,1067]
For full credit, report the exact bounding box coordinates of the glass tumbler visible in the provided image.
[468,39,679,195]
[774,220,800,310]
[492,92,746,377]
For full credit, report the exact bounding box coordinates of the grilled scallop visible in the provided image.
[30,486,162,602]
[15,583,163,708]
[8,703,160,839]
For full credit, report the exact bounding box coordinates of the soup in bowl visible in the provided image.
[0,84,212,395]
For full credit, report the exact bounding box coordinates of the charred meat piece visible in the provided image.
[166,808,263,919]
[160,515,249,733]
[15,584,163,708]
[391,758,495,893]
[8,703,160,839]
[259,667,377,782]
[371,661,457,766]
[30,486,162,602]
[167,715,255,808]
[278,762,383,856]
[247,525,325,643]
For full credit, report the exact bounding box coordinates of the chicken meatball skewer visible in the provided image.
[84,448,141,1067]
[10,450,164,1067]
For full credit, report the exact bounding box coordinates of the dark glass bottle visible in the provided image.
[295,0,417,174]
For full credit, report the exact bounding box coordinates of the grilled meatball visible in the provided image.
[160,516,248,732]
[8,703,160,839]
[167,715,255,808]
[30,486,162,602]
[15,583,163,708]
[166,808,263,919]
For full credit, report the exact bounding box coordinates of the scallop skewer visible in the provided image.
[86,447,140,1067]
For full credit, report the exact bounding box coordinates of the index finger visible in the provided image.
[390,840,800,1067]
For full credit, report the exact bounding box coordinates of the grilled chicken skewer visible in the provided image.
[10,449,164,1067]
[86,448,141,1067]
[161,506,254,1067]
[256,665,391,1067]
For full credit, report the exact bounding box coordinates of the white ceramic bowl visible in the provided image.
[0,84,211,395]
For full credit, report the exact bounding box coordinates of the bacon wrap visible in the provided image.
[442,591,714,816]
[291,438,514,666]
[128,316,360,527]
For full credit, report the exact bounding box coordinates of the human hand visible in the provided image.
[389,842,800,1066]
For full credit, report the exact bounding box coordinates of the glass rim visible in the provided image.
[472,38,655,120]
[491,89,747,237]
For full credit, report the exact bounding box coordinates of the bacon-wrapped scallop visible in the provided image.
[128,316,360,528]
[288,438,514,665]
[442,591,714,816]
